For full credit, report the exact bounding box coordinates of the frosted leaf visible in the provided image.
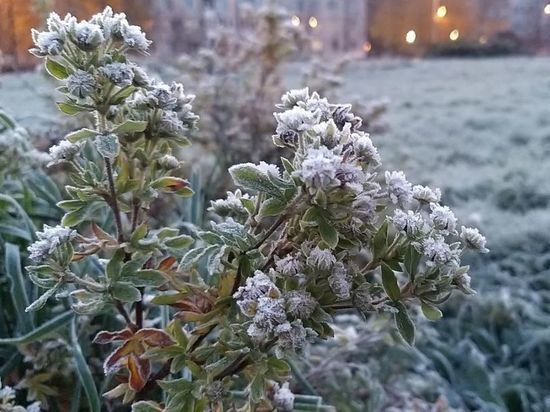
[422,236,459,267]
[294,146,342,190]
[385,170,413,206]
[99,62,135,86]
[273,382,295,412]
[390,209,425,237]
[74,21,104,51]
[412,185,441,204]
[27,225,76,263]
[429,203,457,234]
[274,107,317,136]
[48,140,80,166]
[277,88,310,110]
[307,246,336,270]
[328,262,351,300]
[460,226,489,253]
[285,290,317,319]
[275,255,303,277]
[67,70,96,98]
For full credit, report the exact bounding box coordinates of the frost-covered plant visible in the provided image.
[24,7,487,411]
[172,4,386,201]
[0,379,40,412]
[0,113,49,183]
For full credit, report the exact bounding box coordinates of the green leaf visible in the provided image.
[228,164,282,198]
[0,311,73,345]
[394,302,415,345]
[45,57,70,79]
[259,198,286,217]
[132,401,163,412]
[111,120,148,135]
[25,285,59,312]
[57,199,86,211]
[57,102,90,115]
[163,235,194,248]
[61,207,87,227]
[66,128,97,143]
[421,302,443,321]
[96,134,120,159]
[124,270,166,287]
[316,212,338,249]
[381,263,401,301]
[151,177,192,196]
[404,246,422,280]
[373,220,389,259]
[249,373,265,403]
[110,85,138,104]
[5,243,34,331]
[71,319,101,412]
[111,282,142,302]
[106,249,125,281]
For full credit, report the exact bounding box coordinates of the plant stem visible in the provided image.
[104,158,124,243]
[114,301,137,330]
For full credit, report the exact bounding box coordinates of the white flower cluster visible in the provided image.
[270,87,488,291]
[28,225,76,264]
[48,140,81,166]
[0,379,40,412]
[233,271,315,356]
[31,7,151,57]
[129,81,199,138]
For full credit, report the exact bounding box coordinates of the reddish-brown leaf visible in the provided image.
[134,328,174,348]
[103,340,136,374]
[93,328,134,344]
[158,256,177,271]
[127,354,150,392]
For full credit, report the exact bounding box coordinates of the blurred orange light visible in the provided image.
[308,16,318,28]
[545,4,550,14]
[362,41,372,53]
[291,15,300,27]
[479,35,487,44]
[405,30,416,44]
[436,6,447,18]
[449,29,460,41]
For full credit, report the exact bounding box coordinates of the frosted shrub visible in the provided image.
[24,7,487,411]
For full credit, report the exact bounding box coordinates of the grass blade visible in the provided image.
[0,351,22,378]
[71,318,101,412]
[0,311,73,345]
[0,194,37,240]
[5,242,34,333]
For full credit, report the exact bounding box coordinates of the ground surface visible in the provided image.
[326,57,550,265]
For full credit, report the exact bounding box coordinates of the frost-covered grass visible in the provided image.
[326,57,550,276]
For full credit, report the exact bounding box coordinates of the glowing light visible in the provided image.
[405,30,416,44]
[479,35,487,44]
[545,4,550,14]
[449,29,460,41]
[436,5,447,18]
[362,41,372,53]
[291,15,300,27]
[308,16,318,28]
[312,39,323,51]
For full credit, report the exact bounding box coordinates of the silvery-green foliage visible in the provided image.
[21,7,487,411]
